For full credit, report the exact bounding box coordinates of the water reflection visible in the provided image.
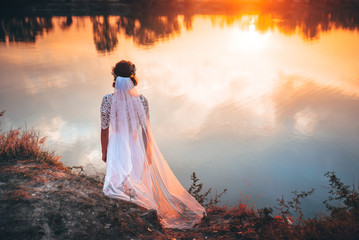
[272,75,359,140]
[1,8,359,51]
[176,73,359,215]
[59,16,73,30]
[117,13,182,46]
[0,16,53,42]
[214,9,359,40]
[92,16,118,52]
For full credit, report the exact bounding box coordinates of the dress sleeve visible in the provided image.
[100,95,111,129]
[140,95,150,119]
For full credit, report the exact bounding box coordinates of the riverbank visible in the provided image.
[0,122,261,239]
[0,158,164,239]
[0,157,259,239]
[0,127,257,239]
[1,117,359,239]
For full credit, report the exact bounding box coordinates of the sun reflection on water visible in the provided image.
[229,16,270,52]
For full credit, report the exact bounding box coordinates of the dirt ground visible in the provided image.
[0,158,170,239]
[0,158,258,240]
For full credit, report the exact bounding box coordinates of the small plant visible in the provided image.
[275,195,291,221]
[323,171,359,219]
[275,188,314,223]
[288,188,315,223]
[188,172,227,208]
[256,206,274,227]
[188,172,211,205]
[206,188,227,209]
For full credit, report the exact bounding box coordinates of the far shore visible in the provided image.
[1,0,359,16]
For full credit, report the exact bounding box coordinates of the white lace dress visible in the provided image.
[101,93,149,129]
[100,84,205,229]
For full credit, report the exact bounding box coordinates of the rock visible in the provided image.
[140,209,163,230]
[140,209,158,221]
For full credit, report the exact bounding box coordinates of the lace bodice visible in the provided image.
[100,93,149,129]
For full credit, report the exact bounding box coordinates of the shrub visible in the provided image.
[188,172,227,209]
[324,171,359,220]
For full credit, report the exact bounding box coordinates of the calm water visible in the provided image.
[1,10,359,216]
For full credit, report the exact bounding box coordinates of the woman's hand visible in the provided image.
[102,152,107,163]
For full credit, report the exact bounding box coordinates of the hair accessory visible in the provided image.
[131,64,136,76]
[111,67,117,78]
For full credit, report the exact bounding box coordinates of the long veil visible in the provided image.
[103,76,205,229]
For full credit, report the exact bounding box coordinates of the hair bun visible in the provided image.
[112,60,138,87]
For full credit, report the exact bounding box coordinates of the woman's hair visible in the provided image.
[112,60,138,87]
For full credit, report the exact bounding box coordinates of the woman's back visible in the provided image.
[100,93,149,130]
[100,61,205,229]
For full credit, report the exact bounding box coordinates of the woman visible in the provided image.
[100,60,205,229]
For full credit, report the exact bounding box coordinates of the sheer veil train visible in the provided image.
[102,76,205,229]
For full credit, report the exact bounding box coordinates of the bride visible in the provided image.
[100,60,205,229]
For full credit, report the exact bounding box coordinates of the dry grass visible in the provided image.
[0,125,66,171]
[2,183,34,201]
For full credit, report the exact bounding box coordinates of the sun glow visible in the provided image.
[294,109,318,136]
[229,16,270,52]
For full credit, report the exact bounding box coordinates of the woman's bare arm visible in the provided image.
[101,127,109,162]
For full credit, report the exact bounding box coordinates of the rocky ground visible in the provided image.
[0,158,165,239]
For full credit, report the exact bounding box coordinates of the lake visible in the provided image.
[1,7,359,217]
